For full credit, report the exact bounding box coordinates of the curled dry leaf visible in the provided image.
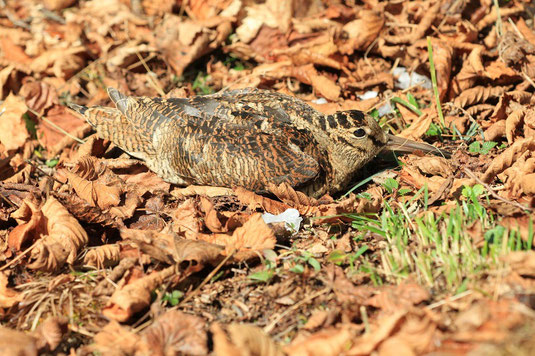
[431,39,453,101]
[0,272,22,309]
[121,228,225,269]
[84,244,121,269]
[234,186,290,215]
[263,183,383,221]
[453,86,507,108]
[365,282,430,311]
[398,112,432,141]
[19,79,59,114]
[27,197,88,271]
[0,93,30,152]
[91,321,141,356]
[171,185,234,198]
[284,326,353,356]
[347,311,407,355]
[339,10,384,54]
[103,266,176,322]
[8,198,45,251]
[31,316,68,352]
[211,323,284,356]
[502,251,535,277]
[402,156,453,178]
[0,325,38,356]
[384,1,440,44]
[197,213,276,261]
[37,104,86,149]
[377,311,437,355]
[171,198,202,239]
[141,310,208,356]
[482,137,535,183]
[64,169,122,210]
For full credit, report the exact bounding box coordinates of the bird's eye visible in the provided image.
[353,128,367,138]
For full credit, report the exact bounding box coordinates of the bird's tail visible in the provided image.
[68,103,88,116]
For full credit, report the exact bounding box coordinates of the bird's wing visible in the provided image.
[172,124,320,191]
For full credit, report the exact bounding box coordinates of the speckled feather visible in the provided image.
[69,88,442,197]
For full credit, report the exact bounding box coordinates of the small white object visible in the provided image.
[262,208,302,232]
[358,91,378,100]
[377,101,392,117]
[392,67,432,90]
[311,98,328,105]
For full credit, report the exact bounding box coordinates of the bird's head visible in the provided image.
[324,110,447,171]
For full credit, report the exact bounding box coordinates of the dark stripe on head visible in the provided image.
[327,115,337,129]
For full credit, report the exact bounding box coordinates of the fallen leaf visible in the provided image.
[212,323,284,356]
[0,93,29,151]
[141,310,208,356]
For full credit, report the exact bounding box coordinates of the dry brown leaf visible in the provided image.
[65,169,122,210]
[19,79,59,115]
[199,196,226,233]
[482,137,535,183]
[284,326,353,356]
[37,105,87,150]
[171,198,202,239]
[366,282,430,311]
[234,186,290,215]
[30,47,86,78]
[121,229,225,270]
[0,325,38,355]
[197,213,276,261]
[292,64,340,101]
[31,316,68,352]
[429,39,453,101]
[0,272,22,309]
[502,251,535,277]
[91,321,141,356]
[103,266,176,322]
[505,108,526,144]
[403,156,453,178]
[453,86,507,108]
[8,198,45,251]
[0,93,29,152]
[27,197,88,271]
[339,10,384,54]
[347,311,407,355]
[140,310,208,356]
[377,311,436,355]
[484,120,506,141]
[384,2,440,44]
[398,112,432,140]
[212,323,284,356]
[171,185,234,198]
[84,244,121,269]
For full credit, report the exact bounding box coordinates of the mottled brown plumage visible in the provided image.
[69,88,446,197]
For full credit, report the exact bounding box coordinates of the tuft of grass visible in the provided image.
[345,184,533,293]
[192,72,214,95]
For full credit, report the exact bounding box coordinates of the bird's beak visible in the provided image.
[385,134,449,157]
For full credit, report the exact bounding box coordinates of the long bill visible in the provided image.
[385,134,450,157]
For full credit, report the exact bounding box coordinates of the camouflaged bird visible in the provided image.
[69,88,446,198]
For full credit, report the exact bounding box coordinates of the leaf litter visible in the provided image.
[1,0,535,355]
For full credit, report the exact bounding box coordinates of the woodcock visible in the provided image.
[70,88,447,198]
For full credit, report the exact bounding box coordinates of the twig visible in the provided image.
[0,243,37,271]
[463,168,532,212]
